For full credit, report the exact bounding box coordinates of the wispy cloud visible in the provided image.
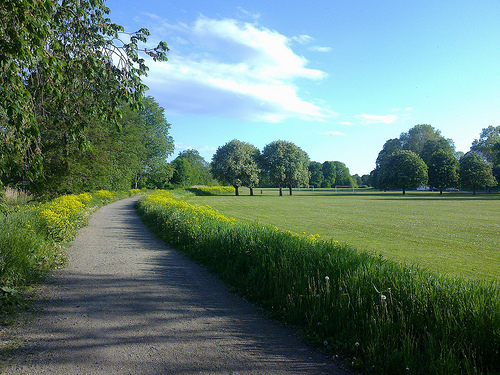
[292,34,314,44]
[143,16,334,123]
[356,114,398,124]
[309,46,332,52]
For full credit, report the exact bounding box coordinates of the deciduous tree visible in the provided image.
[459,152,497,194]
[427,149,459,194]
[470,126,500,165]
[385,150,428,195]
[176,150,216,186]
[0,0,168,186]
[308,162,324,188]
[210,140,260,196]
[333,161,354,186]
[261,141,309,196]
[321,161,336,188]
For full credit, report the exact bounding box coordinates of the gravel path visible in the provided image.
[1,197,348,374]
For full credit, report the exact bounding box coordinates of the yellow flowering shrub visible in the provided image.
[129,189,141,196]
[94,190,114,201]
[37,194,94,240]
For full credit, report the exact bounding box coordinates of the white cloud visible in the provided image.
[292,34,314,44]
[143,16,334,122]
[309,46,332,52]
[325,131,346,136]
[338,121,354,125]
[356,114,398,124]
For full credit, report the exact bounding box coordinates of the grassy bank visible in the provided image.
[136,190,500,375]
[0,189,139,321]
[187,188,500,282]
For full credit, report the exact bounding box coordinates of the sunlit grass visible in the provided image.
[187,188,500,282]
[136,189,500,375]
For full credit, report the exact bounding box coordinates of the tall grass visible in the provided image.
[136,190,500,375]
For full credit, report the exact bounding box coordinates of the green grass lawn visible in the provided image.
[187,188,500,282]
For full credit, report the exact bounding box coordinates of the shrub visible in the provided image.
[187,186,236,196]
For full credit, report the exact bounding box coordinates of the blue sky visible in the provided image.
[105,0,500,175]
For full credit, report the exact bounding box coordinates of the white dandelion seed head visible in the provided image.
[355,342,360,346]
[325,276,330,281]
[381,294,387,300]
[323,340,328,346]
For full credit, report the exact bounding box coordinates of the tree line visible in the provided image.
[210,139,356,196]
[2,3,498,198]
[370,124,498,194]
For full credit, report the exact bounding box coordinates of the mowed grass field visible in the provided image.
[187,188,500,282]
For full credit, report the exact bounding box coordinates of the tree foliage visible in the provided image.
[384,150,428,195]
[0,0,168,184]
[24,96,174,194]
[176,150,217,187]
[210,140,260,196]
[260,141,309,195]
[427,149,459,194]
[459,152,497,194]
[170,158,197,187]
[471,125,500,165]
[333,161,354,186]
[321,161,336,188]
[308,162,324,188]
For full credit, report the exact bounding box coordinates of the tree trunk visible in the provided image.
[402,186,406,195]
[440,189,443,195]
[249,187,254,196]
[289,186,293,195]
[235,186,239,196]
[279,187,283,196]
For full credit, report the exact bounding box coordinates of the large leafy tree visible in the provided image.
[211,140,260,196]
[384,150,428,195]
[0,0,168,186]
[321,161,336,188]
[470,126,500,165]
[261,140,309,196]
[333,161,354,186]
[308,162,324,188]
[400,124,445,156]
[459,152,497,194]
[170,158,197,188]
[130,97,174,189]
[427,149,459,194]
[30,96,174,193]
[372,125,456,190]
[372,138,402,190]
[175,150,216,186]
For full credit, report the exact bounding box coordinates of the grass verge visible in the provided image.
[136,190,500,375]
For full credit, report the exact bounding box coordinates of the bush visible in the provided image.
[187,186,235,196]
